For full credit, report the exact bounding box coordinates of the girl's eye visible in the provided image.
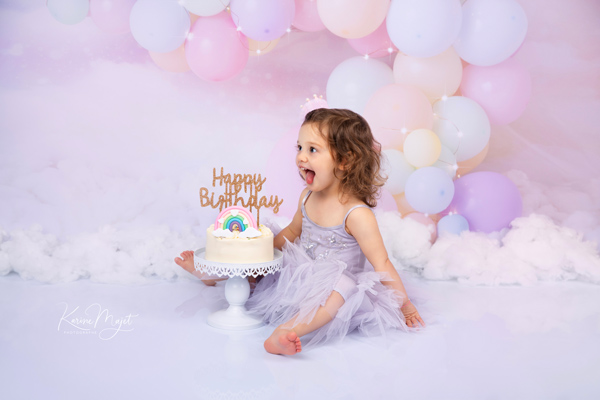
[310,147,317,153]
[297,145,302,151]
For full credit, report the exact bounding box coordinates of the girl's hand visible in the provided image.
[401,301,425,328]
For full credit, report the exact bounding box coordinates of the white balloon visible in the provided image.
[326,57,394,114]
[130,0,191,53]
[454,0,528,66]
[182,0,230,17]
[432,145,457,178]
[47,0,89,25]
[381,149,415,195]
[387,0,462,57]
[432,96,490,162]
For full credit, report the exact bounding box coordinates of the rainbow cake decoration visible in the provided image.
[206,206,274,262]
[214,206,257,232]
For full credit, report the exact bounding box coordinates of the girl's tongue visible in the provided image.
[306,170,315,184]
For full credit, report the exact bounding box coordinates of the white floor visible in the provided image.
[1,273,599,400]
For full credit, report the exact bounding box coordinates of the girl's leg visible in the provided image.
[264,291,345,355]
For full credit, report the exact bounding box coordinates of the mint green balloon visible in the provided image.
[48,0,89,25]
[433,96,490,162]
[381,149,415,195]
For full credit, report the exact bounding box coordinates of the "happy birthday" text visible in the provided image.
[199,167,284,222]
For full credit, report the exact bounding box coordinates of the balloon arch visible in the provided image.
[48,0,531,240]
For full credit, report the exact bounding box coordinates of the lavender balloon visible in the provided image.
[230,0,295,41]
[446,172,522,233]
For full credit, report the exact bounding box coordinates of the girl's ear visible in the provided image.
[338,152,352,170]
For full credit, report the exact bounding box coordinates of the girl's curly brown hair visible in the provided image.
[303,108,386,207]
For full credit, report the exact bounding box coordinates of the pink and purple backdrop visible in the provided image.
[0,0,598,284]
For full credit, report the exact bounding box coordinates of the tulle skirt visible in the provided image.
[246,239,408,347]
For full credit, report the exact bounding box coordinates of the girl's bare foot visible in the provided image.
[174,251,217,286]
[264,329,302,355]
[174,251,195,273]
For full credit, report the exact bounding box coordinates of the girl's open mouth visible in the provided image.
[300,167,315,184]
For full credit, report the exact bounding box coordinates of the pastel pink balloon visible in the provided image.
[375,189,398,212]
[293,0,326,32]
[460,57,532,125]
[347,19,397,58]
[363,84,433,149]
[185,12,249,82]
[149,45,190,73]
[404,213,437,243]
[90,0,136,34]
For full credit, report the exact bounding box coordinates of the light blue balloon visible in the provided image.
[404,166,454,214]
[437,214,470,236]
[326,57,394,114]
[130,0,191,53]
[47,0,89,25]
[387,0,462,58]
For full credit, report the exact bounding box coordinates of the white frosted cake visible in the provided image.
[205,224,274,263]
[205,206,274,263]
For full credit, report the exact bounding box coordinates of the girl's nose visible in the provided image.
[296,150,307,163]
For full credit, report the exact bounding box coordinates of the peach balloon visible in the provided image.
[404,212,437,243]
[317,0,390,39]
[456,142,489,177]
[347,19,397,58]
[149,45,190,72]
[393,47,463,103]
[190,13,200,24]
[248,38,279,56]
[363,84,433,149]
[393,193,416,216]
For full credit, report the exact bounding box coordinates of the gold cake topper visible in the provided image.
[199,167,284,224]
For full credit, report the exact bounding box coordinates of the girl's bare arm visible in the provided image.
[346,208,425,327]
[273,188,308,250]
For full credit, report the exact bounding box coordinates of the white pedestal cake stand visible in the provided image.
[194,248,283,330]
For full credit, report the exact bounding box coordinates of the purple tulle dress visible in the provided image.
[247,191,408,347]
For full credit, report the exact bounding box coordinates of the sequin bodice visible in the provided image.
[300,192,370,273]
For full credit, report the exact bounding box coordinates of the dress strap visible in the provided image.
[302,190,313,206]
[342,204,372,226]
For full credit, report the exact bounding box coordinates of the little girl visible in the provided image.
[176,108,424,355]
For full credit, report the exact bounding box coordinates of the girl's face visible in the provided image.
[296,123,340,194]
